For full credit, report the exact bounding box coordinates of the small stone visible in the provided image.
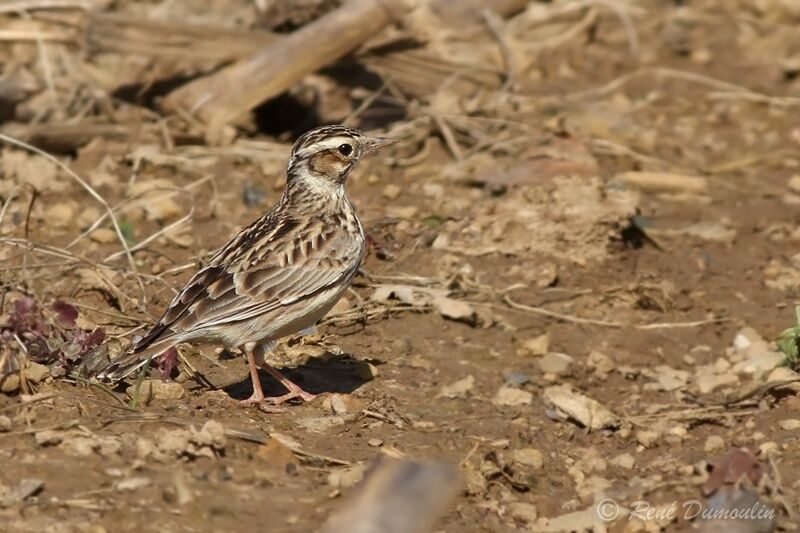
[126,379,185,401]
[438,375,475,399]
[704,435,725,452]
[636,430,661,448]
[542,385,618,431]
[35,430,65,446]
[116,477,151,492]
[492,385,533,407]
[508,502,538,524]
[89,227,117,244]
[513,448,544,470]
[788,175,800,194]
[367,438,383,447]
[504,372,530,385]
[382,183,402,200]
[294,415,350,433]
[49,201,77,228]
[611,453,635,469]
[327,463,367,488]
[695,371,739,394]
[518,334,549,356]
[759,442,779,455]
[0,415,11,432]
[2,479,44,504]
[586,351,614,376]
[1,374,20,393]
[537,352,574,375]
[778,419,800,430]
[25,362,50,384]
[321,394,352,415]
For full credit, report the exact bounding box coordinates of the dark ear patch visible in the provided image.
[309,150,350,177]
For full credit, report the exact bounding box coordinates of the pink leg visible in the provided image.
[237,347,283,413]
[262,364,317,405]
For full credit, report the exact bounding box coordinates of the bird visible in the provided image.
[97,125,395,410]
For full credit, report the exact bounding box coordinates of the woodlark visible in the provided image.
[98,125,395,409]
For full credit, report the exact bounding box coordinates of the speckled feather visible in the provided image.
[98,126,371,381]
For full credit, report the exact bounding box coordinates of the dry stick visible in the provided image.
[0,0,96,14]
[561,66,799,107]
[503,294,727,330]
[162,0,415,134]
[0,132,146,301]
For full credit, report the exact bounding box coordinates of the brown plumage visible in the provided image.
[97,125,395,409]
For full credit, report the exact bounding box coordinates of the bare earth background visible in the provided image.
[1,0,800,531]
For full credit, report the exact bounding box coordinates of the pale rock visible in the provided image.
[382,183,402,200]
[116,477,152,492]
[704,435,725,452]
[1,374,20,393]
[542,385,618,430]
[518,334,549,357]
[25,362,50,384]
[788,174,800,194]
[611,453,635,469]
[0,415,11,432]
[767,367,800,392]
[731,351,784,376]
[321,394,354,415]
[48,201,78,228]
[778,419,800,430]
[327,463,366,488]
[695,370,739,394]
[35,430,64,446]
[367,438,383,447]
[537,352,574,375]
[759,442,779,455]
[90,227,117,244]
[493,385,533,407]
[126,380,185,401]
[513,448,544,470]
[587,351,614,376]
[653,365,689,391]
[508,502,538,524]
[438,375,474,399]
[295,415,351,433]
[714,357,731,373]
[386,205,418,219]
[577,476,612,500]
[636,429,661,448]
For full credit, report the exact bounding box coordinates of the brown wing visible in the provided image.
[131,212,362,352]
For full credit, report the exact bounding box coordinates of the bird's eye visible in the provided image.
[337,143,353,156]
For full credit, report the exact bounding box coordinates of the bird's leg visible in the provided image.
[237,345,283,412]
[253,341,317,405]
[262,364,317,404]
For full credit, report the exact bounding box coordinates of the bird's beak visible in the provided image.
[361,136,397,154]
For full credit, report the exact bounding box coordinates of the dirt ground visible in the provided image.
[1,1,800,532]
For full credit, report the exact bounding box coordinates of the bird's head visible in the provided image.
[287,125,395,189]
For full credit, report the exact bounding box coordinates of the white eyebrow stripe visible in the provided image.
[297,136,357,157]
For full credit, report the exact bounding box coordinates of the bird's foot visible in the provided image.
[265,387,317,405]
[237,392,285,413]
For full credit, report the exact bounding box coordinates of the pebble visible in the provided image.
[636,430,661,448]
[327,463,366,489]
[49,202,77,228]
[1,375,20,393]
[537,352,574,375]
[788,175,800,194]
[492,385,533,407]
[704,435,725,452]
[586,351,614,377]
[438,375,474,399]
[382,183,402,200]
[695,371,739,394]
[611,453,635,469]
[89,227,117,244]
[517,334,549,357]
[508,502,538,524]
[778,419,800,431]
[116,477,152,492]
[126,379,185,401]
[513,448,544,470]
[25,362,50,384]
[367,438,383,447]
[0,415,11,432]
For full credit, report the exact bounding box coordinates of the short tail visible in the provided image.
[96,336,177,382]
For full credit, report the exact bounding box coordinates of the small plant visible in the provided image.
[777,305,800,368]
